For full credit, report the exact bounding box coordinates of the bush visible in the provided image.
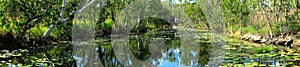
[101,19,113,30]
[253,46,274,54]
[27,24,49,39]
[0,26,9,34]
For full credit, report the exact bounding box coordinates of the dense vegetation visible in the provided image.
[0,0,79,49]
[0,0,300,66]
[222,0,300,36]
[0,0,297,45]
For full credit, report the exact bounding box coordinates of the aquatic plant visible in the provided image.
[253,46,274,54]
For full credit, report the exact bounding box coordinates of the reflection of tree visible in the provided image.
[131,17,176,35]
[176,32,211,66]
[164,39,181,62]
[97,32,212,66]
[73,43,103,67]
[98,43,124,67]
[198,40,211,65]
[129,35,151,60]
[128,16,179,61]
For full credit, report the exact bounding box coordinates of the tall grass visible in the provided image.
[229,22,283,35]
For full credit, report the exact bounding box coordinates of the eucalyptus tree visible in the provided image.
[273,0,300,33]
[260,0,274,38]
[180,2,208,29]
[1,0,79,45]
[221,0,250,35]
[96,0,134,36]
[43,0,97,39]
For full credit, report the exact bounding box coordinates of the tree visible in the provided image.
[180,2,208,29]
[1,0,79,47]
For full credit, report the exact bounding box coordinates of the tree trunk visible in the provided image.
[262,1,273,38]
[239,1,243,36]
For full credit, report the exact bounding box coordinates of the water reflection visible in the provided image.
[93,30,212,67]
[72,43,103,67]
[98,44,123,67]
[4,33,300,66]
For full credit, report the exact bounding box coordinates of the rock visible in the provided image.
[285,39,293,47]
[260,37,268,43]
[275,38,286,46]
[241,34,252,40]
[241,33,296,48]
[296,32,300,39]
[252,35,262,43]
[294,43,300,47]
[266,38,277,45]
[246,35,262,43]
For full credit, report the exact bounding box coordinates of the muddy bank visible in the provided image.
[240,33,300,48]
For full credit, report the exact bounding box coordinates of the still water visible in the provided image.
[2,30,300,67]
[71,30,300,67]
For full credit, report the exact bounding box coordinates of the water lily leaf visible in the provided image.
[258,64,266,66]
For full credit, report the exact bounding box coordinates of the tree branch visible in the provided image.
[43,0,96,38]
[17,1,55,40]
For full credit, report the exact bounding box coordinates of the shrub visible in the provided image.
[253,46,274,54]
[27,24,48,39]
[101,19,113,30]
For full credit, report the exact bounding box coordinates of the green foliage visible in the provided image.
[222,0,251,26]
[225,0,300,36]
[231,24,281,35]
[101,19,113,29]
[74,20,94,30]
[27,24,48,39]
[242,26,269,34]
[48,46,62,57]
[0,25,9,34]
[226,11,287,35]
[252,46,274,54]
[0,0,78,43]
[180,3,208,28]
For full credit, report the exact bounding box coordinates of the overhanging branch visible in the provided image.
[43,0,96,38]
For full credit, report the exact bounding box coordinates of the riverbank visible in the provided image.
[227,31,300,48]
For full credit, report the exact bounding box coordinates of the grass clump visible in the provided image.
[252,46,274,54]
[229,22,283,35]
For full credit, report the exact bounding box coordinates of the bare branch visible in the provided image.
[78,0,96,13]
[60,0,67,18]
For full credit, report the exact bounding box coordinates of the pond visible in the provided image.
[1,30,300,67]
